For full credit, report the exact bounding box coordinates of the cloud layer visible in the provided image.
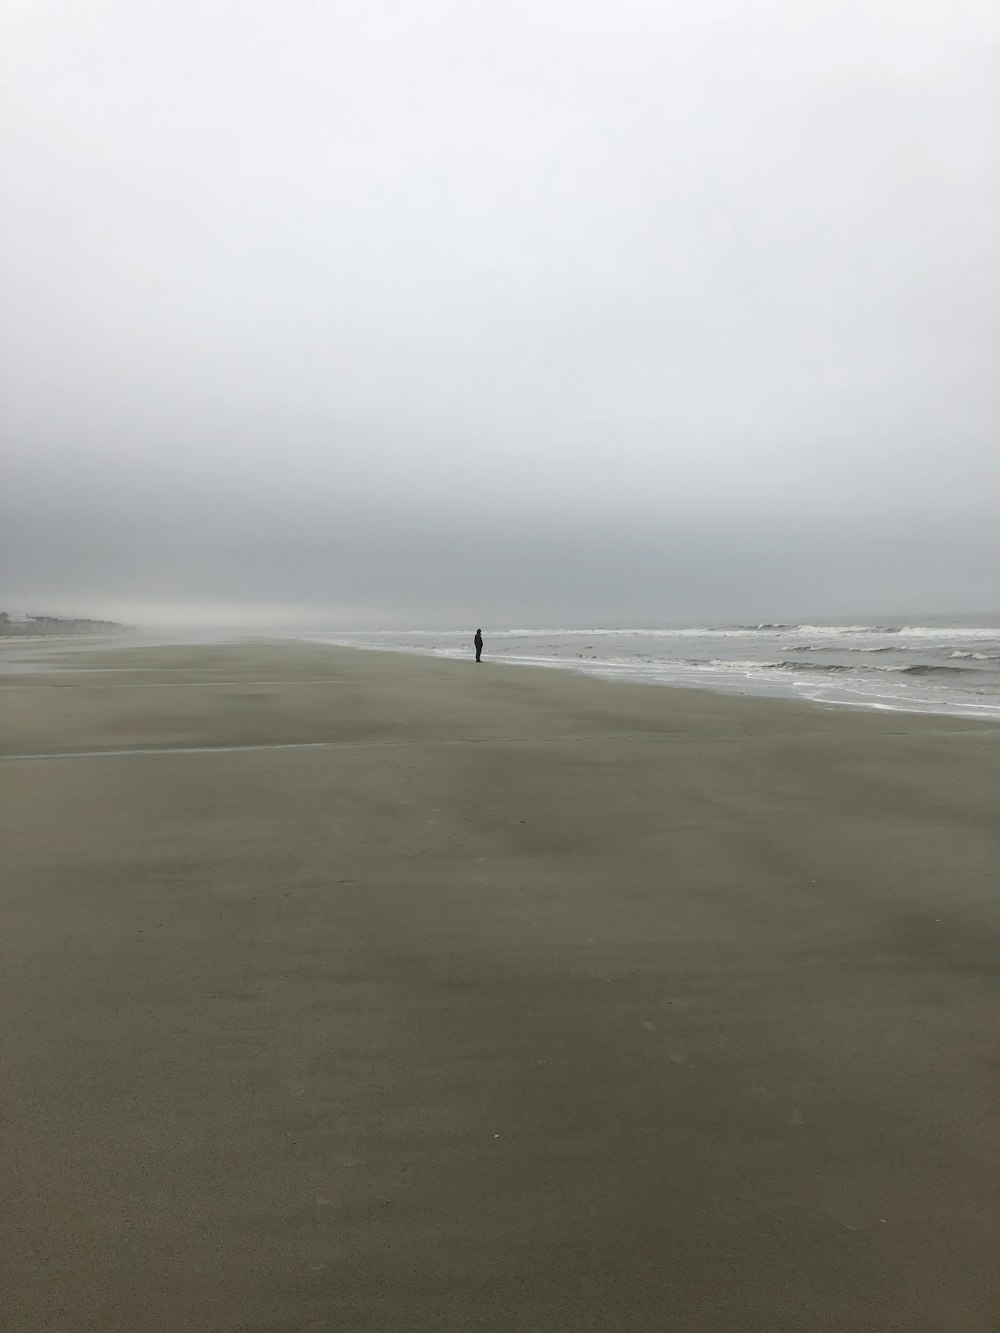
[3,0,998,625]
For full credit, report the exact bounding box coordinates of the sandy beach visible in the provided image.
[2,639,998,1333]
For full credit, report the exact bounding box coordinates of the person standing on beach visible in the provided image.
[474,628,483,663]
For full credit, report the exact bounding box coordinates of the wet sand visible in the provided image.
[2,640,999,1332]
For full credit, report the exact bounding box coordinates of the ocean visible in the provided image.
[312,615,1000,722]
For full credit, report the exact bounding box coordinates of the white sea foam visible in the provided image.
[329,622,1000,641]
[897,626,997,639]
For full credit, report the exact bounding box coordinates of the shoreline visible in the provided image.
[1,633,993,742]
[6,624,997,724]
[297,633,1000,725]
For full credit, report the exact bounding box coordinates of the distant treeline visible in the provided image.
[0,612,124,636]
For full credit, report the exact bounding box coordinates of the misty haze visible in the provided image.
[3,0,997,630]
[3,3,999,1331]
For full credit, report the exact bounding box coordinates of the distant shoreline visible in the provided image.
[0,615,124,638]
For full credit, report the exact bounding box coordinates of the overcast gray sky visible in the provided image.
[2,0,998,627]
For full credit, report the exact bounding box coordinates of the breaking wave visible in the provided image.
[897,663,986,677]
[730,623,896,635]
[707,659,988,678]
[787,644,904,653]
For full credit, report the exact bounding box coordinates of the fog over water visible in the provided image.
[3,0,998,628]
